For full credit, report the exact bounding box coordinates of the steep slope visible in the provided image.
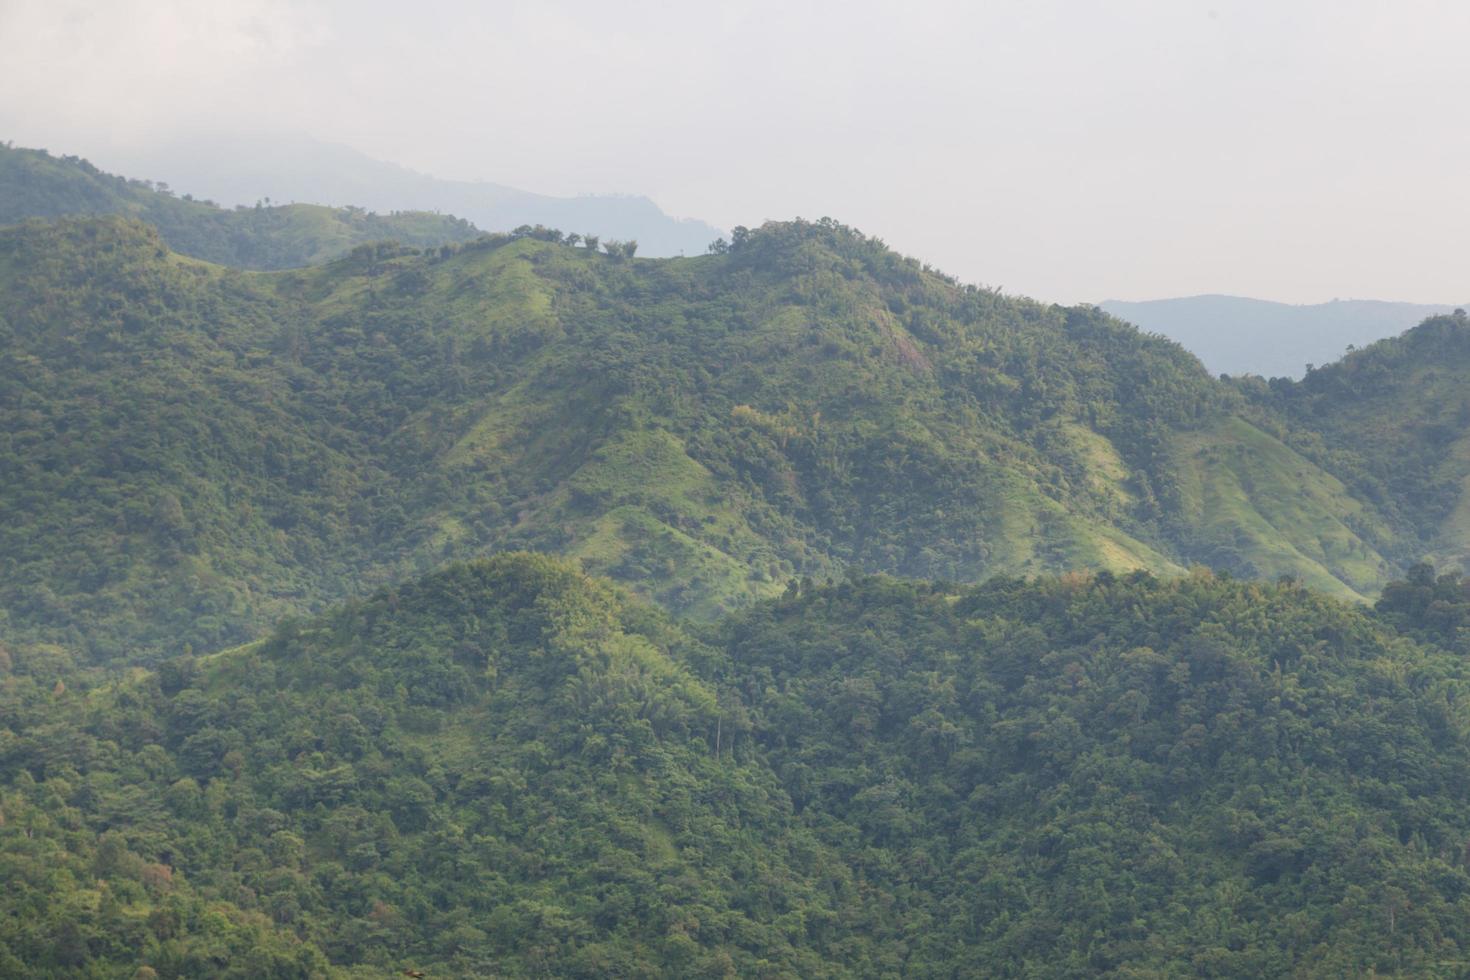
[1102,294,1465,379]
[1253,312,1470,573]
[100,132,724,258]
[0,144,482,269]
[1167,417,1395,598]
[0,215,1416,660]
[7,559,1470,975]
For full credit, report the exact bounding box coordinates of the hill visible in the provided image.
[1101,294,1465,379]
[0,143,483,269]
[4,213,1449,661]
[3,212,1430,662]
[1249,311,1470,567]
[97,133,724,258]
[5,556,1470,975]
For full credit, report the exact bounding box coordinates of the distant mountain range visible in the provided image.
[1102,294,1467,379]
[98,134,724,258]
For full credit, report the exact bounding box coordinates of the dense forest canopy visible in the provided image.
[6,556,1470,976]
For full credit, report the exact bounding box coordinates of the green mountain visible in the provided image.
[6,555,1470,976]
[0,144,482,269]
[5,210,1455,662]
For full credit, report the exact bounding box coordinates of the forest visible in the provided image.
[6,173,1470,668]
[7,557,1470,976]
[6,148,1470,976]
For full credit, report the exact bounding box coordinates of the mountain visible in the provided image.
[100,133,724,258]
[1101,294,1465,379]
[6,555,1470,976]
[2,211,1427,663]
[0,143,483,269]
[11,211,1470,662]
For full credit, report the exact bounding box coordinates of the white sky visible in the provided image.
[1,0,1468,304]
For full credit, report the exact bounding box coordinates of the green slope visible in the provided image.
[1253,312,1470,561]
[7,557,1470,975]
[0,144,482,268]
[1169,417,1394,598]
[0,213,1449,661]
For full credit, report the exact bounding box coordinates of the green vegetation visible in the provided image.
[9,162,1470,976]
[7,555,1470,975]
[1247,310,1470,568]
[6,210,1470,663]
[1169,417,1392,598]
[0,144,481,269]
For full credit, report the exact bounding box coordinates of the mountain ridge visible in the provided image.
[6,211,1462,662]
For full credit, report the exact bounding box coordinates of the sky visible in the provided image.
[1,0,1468,305]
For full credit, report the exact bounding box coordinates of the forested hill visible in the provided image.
[4,212,1463,661]
[6,555,1470,976]
[0,144,482,269]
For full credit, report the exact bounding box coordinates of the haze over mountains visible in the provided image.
[14,136,1457,384]
[1103,295,1469,380]
[99,134,724,259]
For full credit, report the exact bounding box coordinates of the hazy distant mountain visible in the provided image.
[1101,294,1465,379]
[101,134,724,257]
[0,143,482,269]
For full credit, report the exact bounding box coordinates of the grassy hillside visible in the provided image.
[0,144,481,269]
[0,213,1448,661]
[1168,417,1394,599]
[7,556,1470,975]
[1251,312,1470,572]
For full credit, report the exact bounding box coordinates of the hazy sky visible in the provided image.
[2,0,1468,304]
